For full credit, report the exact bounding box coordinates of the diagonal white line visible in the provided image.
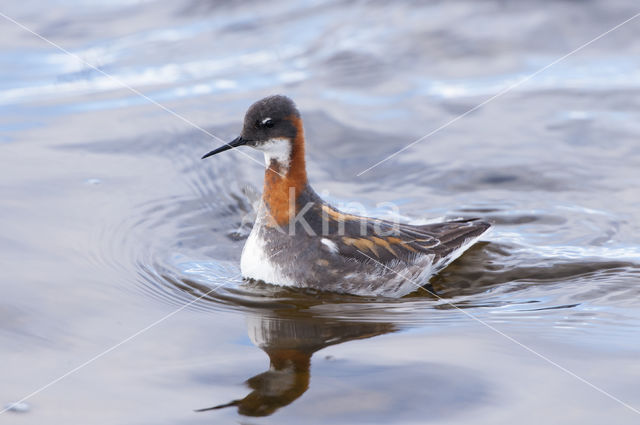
[4,5,639,417]
[357,11,640,176]
[0,247,281,416]
[355,248,640,416]
[0,10,289,412]
[0,10,285,177]
[0,280,231,416]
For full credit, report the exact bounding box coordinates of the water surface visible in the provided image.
[1,1,640,424]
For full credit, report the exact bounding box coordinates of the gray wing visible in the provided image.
[321,210,490,266]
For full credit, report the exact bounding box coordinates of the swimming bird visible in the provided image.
[202,95,490,297]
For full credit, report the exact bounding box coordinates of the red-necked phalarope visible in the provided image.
[202,95,490,297]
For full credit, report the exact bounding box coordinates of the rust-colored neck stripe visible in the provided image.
[262,116,308,227]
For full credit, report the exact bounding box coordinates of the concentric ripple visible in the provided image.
[81,121,640,335]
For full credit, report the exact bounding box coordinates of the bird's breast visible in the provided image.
[240,223,297,287]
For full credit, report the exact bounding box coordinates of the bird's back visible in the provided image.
[241,186,490,297]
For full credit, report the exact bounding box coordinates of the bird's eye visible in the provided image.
[259,117,274,128]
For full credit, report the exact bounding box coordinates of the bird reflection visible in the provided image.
[196,308,394,417]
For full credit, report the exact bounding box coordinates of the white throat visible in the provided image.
[255,138,292,171]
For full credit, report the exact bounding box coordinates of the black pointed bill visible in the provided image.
[201,136,248,159]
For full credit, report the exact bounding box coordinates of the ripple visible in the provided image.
[93,174,640,335]
[78,120,640,335]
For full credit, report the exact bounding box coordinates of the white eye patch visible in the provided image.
[261,117,272,125]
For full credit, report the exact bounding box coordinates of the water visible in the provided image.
[1,0,640,423]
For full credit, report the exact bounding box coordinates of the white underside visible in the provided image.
[240,224,297,287]
[240,220,489,297]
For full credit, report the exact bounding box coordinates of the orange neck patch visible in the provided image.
[262,116,308,227]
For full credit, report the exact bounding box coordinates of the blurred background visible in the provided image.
[1,0,639,424]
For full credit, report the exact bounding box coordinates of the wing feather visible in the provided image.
[323,212,490,266]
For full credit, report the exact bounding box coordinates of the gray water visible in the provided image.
[1,1,640,424]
